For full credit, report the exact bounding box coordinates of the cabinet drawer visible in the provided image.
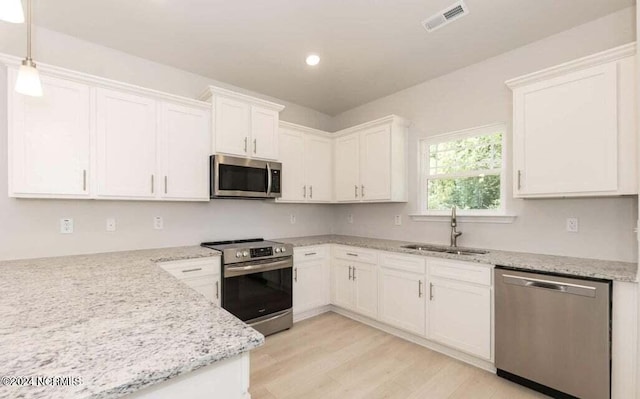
[379,253,426,274]
[428,258,492,286]
[159,257,221,279]
[333,246,378,264]
[294,246,328,262]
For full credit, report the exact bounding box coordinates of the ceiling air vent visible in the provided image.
[422,1,469,33]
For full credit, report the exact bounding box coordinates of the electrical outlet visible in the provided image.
[347,214,354,224]
[394,215,402,226]
[566,218,579,233]
[290,214,297,224]
[60,218,74,234]
[106,218,116,232]
[154,216,164,230]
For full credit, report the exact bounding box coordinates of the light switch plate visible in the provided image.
[394,215,402,226]
[290,214,297,224]
[106,218,116,232]
[347,214,354,224]
[60,218,74,234]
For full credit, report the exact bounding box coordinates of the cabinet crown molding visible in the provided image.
[279,121,332,137]
[334,114,411,137]
[0,52,210,109]
[199,85,285,112]
[505,42,636,89]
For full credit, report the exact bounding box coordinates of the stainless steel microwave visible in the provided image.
[210,155,282,199]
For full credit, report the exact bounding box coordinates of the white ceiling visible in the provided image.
[34,0,634,115]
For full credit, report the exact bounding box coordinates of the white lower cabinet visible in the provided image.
[159,257,221,306]
[427,259,493,360]
[378,267,426,337]
[293,246,330,315]
[331,259,378,319]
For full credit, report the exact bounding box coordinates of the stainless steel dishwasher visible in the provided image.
[495,267,611,399]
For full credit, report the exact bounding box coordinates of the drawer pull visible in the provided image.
[182,268,203,273]
[346,253,358,257]
[305,252,317,256]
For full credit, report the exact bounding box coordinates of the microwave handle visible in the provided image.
[266,163,272,196]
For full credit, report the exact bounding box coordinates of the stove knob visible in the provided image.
[275,248,281,253]
[242,251,249,257]
[280,247,287,253]
[235,251,242,258]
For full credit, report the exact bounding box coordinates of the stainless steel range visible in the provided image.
[201,238,293,336]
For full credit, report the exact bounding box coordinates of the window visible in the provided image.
[420,124,506,215]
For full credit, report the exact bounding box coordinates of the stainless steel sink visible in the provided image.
[402,244,488,256]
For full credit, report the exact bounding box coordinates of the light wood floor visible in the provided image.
[250,312,550,399]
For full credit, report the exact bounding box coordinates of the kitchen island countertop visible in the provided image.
[0,246,263,399]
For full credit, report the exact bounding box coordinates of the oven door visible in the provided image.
[222,257,292,322]
[211,155,281,198]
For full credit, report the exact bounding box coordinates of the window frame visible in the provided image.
[418,123,508,217]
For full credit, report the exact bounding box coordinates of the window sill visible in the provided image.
[408,214,517,224]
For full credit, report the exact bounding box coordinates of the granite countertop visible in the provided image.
[0,246,264,399]
[274,235,638,282]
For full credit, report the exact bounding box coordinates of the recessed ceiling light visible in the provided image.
[305,54,320,66]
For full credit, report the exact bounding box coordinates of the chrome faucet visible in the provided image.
[450,207,462,247]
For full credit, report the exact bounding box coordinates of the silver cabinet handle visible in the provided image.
[182,268,203,273]
[82,170,87,191]
[361,185,365,197]
[215,281,219,300]
[151,175,154,194]
[418,280,423,298]
[253,138,257,154]
[346,252,358,257]
[429,282,434,300]
[348,266,352,280]
[355,185,358,198]
[352,267,356,281]
[310,185,313,199]
[164,176,168,194]
[303,185,307,198]
[244,137,248,153]
[305,252,317,256]
[294,267,298,282]
[517,170,522,190]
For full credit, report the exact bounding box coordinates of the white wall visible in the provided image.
[0,25,335,260]
[330,7,638,262]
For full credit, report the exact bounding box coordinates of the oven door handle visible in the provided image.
[224,258,292,278]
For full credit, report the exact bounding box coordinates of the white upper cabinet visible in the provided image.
[277,122,333,203]
[201,85,285,161]
[8,71,91,198]
[507,44,637,198]
[159,102,211,200]
[334,115,409,203]
[96,88,158,199]
[6,61,212,202]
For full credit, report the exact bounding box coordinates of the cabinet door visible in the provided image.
[278,128,306,202]
[9,72,91,197]
[353,262,378,319]
[360,125,391,201]
[214,96,250,156]
[182,275,217,303]
[160,103,211,201]
[96,89,157,199]
[251,106,279,160]
[513,63,618,197]
[334,133,360,202]
[428,278,492,360]
[293,259,329,315]
[331,259,354,310]
[305,135,332,202]
[378,268,426,336]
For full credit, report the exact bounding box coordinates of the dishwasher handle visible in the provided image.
[502,274,597,298]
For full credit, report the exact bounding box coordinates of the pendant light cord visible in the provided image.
[26,0,32,60]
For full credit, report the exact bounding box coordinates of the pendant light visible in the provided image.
[15,0,42,97]
[0,0,24,23]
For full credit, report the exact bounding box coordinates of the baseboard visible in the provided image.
[328,306,496,373]
[293,305,331,323]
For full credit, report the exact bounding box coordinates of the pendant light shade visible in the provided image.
[0,0,25,23]
[15,0,42,97]
[15,59,42,96]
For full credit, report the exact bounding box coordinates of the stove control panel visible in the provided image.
[250,247,273,258]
